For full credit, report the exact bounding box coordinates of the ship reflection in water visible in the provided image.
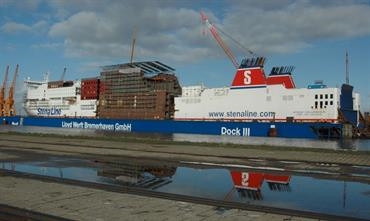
[229,171,291,201]
[1,157,369,220]
[95,159,176,189]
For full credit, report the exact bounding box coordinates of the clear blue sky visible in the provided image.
[0,0,369,113]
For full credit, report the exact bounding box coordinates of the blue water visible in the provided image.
[0,125,369,151]
[1,158,369,219]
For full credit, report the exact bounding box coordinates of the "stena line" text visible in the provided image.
[37,107,62,116]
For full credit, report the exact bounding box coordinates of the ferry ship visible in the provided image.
[9,58,363,139]
[24,74,97,118]
[175,57,356,123]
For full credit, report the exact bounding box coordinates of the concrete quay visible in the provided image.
[0,175,316,221]
[0,133,369,167]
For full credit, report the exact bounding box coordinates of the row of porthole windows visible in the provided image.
[315,94,334,100]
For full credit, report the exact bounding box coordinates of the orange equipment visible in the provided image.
[0,65,9,116]
[4,64,19,116]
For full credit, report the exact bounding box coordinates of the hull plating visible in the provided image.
[2,116,342,139]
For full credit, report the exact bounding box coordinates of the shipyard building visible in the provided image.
[81,61,181,120]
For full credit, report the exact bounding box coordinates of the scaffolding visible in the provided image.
[97,61,181,119]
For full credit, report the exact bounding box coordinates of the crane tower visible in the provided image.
[0,65,9,116]
[4,64,19,116]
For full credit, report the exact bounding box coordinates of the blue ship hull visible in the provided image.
[2,116,343,139]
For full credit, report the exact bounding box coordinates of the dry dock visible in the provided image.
[0,132,369,221]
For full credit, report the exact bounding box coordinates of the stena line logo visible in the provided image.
[37,107,62,116]
[221,127,250,136]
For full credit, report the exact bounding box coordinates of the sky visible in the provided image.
[0,0,369,113]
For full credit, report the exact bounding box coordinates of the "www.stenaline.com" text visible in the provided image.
[208,110,275,118]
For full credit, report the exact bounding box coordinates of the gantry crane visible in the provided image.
[4,64,19,116]
[0,65,9,116]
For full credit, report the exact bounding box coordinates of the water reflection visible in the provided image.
[1,157,369,220]
[96,160,176,189]
[230,171,291,200]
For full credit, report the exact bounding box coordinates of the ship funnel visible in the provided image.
[267,65,296,88]
[232,57,267,88]
[239,57,266,69]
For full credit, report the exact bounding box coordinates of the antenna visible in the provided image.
[345,51,349,84]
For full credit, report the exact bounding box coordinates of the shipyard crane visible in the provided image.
[200,11,239,69]
[130,27,137,64]
[0,65,9,116]
[4,64,19,116]
[200,11,256,69]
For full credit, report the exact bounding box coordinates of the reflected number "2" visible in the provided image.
[241,172,249,186]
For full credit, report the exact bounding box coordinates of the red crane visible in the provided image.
[200,11,239,69]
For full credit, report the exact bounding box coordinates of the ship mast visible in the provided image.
[60,67,67,81]
[345,51,349,84]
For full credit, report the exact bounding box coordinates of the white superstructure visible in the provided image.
[23,75,97,117]
[175,57,359,123]
[175,83,340,122]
